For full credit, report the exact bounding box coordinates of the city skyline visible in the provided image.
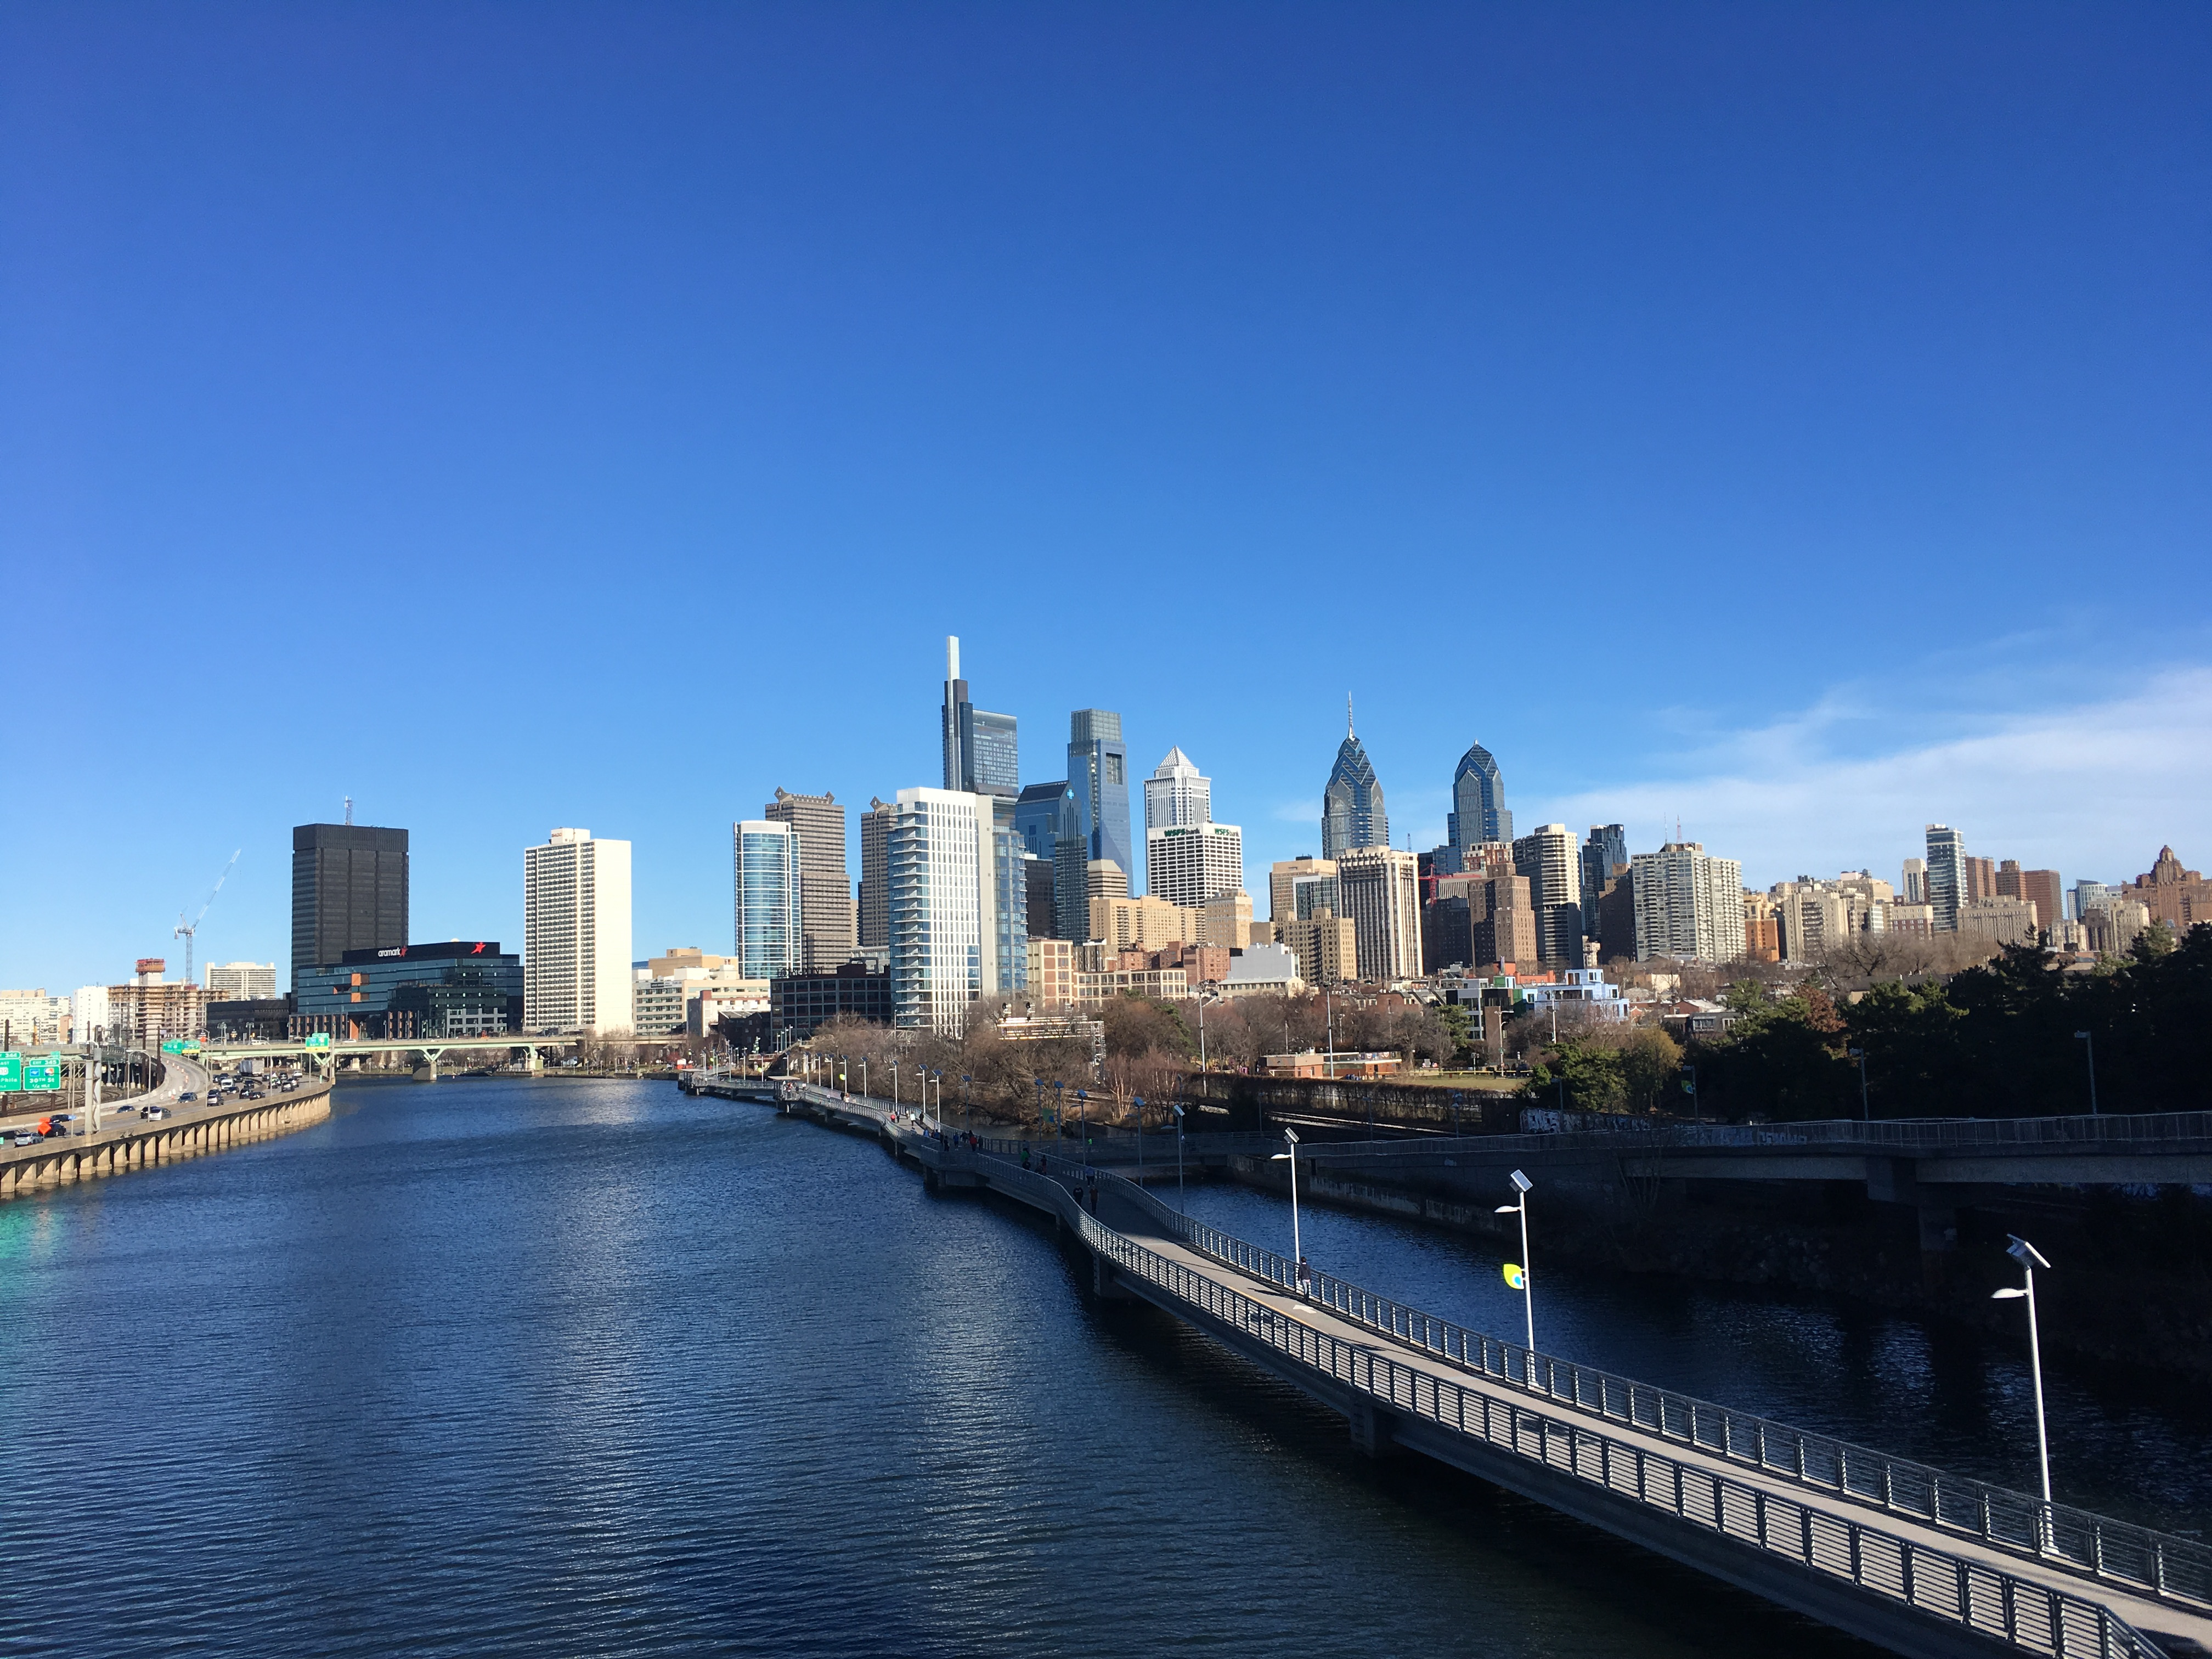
[10,650,2211,991]
[6,5,2210,989]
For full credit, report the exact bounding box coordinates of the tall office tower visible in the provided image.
[1511,823,1585,964]
[523,827,634,1033]
[731,820,803,980]
[1321,704,1389,859]
[1022,855,1057,952]
[1068,709,1132,887]
[1335,847,1423,981]
[1144,748,1211,833]
[1924,825,1966,931]
[1014,780,1085,939]
[291,822,408,989]
[1629,843,1747,963]
[1146,822,1245,909]
[1581,825,1628,910]
[764,788,855,969]
[939,636,1019,802]
[1277,913,1358,986]
[1472,873,1540,968]
[1447,743,1513,862]
[888,788,1008,1036]
[1268,854,1338,922]
[1901,857,1928,905]
[1086,859,1129,904]
[857,798,893,951]
[1964,855,1997,902]
[1993,861,2064,932]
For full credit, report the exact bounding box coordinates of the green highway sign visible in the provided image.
[161,1039,189,1054]
[0,1052,20,1091]
[304,1033,333,1050]
[22,1054,60,1092]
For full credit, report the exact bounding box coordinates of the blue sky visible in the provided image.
[5,2,2209,991]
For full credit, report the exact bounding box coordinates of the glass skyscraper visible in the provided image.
[1925,824,1967,932]
[1321,709,1389,859]
[1068,709,1132,889]
[940,636,1019,802]
[1015,780,1085,940]
[732,820,802,980]
[1447,743,1513,856]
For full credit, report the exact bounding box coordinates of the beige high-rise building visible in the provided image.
[1086,859,1129,906]
[1269,855,1336,922]
[1277,914,1357,987]
[1026,938,1077,1010]
[1335,847,1423,981]
[765,788,856,970]
[1199,892,1255,949]
[1089,893,1201,952]
[204,961,278,1000]
[857,798,893,951]
[524,828,634,1034]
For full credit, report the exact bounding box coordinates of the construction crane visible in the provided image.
[175,849,242,994]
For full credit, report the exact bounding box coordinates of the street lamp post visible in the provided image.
[860,1058,868,1101]
[1170,1102,1186,1213]
[1268,1127,1306,1293]
[1053,1080,1065,1143]
[1076,1089,1089,1161]
[1680,1063,1700,1124]
[1848,1047,1869,1121]
[1991,1234,2055,1521]
[1495,1169,1536,1356]
[2074,1031,2098,1116]
[1133,1096,1144,1180]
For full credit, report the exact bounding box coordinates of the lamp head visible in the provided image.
[2074,1030,2091,1041]
[1991,1288,2027,1301]
[1495,1204,1519,1215]
[1509,1169,1533,1194]
[1284,1127,1300,1146]
[2006,1234,2052,1271]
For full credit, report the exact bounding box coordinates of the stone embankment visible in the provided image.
[0,1077,334,1199]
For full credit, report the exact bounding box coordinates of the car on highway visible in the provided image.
[9,1132,34,1147]
[144,1107,171,1120]
[179,1092,196,1102]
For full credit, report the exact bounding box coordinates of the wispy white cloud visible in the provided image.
[1272,800,1321,824]
[1541,668,2212,887]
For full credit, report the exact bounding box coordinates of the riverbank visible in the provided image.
[0,1074,332,1198]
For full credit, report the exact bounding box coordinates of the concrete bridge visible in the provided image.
[194,1033,610,1080]
[0,1065,333,1198]
[769,1082,2208,1659]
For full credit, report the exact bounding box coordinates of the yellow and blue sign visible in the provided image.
[1503,1263,1526,1290]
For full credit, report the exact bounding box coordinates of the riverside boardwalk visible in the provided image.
[728,1075,2212,1659]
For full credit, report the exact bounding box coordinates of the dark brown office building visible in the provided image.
[292,823,409,989]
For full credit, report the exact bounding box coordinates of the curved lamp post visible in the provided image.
[1992,1233,2055,1518]
[1268,1127,1307,1293]
[1496,1169,1536,1355]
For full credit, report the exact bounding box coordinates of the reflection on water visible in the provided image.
[0,1077,1921,1655]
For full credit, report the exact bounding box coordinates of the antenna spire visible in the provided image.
[344,795,354,826]
[1346,695,1355,738]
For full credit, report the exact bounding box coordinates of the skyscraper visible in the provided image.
[1146,822,1245,909]
[1335,847,1423,981]
[764,788,855,969]
[1144,748,1210,832]
[1269,855,1338,922]
[1925,825,1966,931]
[1511,823,1585,964]
[1068,709,1132,888]
[291,822,408,989]
[887,788,1018,1036]
[523,827,633,1034]
[1629,843,1746,963]
[1321,703,1389,859]
[857,798,893,951]
[1014,780,1085,940]
[939,636,1019,802]
[1448,743,1513,856]
[1581,825,1628,911]
[731,820,803,980]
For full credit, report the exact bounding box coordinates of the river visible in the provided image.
[0,1076,2202,1656]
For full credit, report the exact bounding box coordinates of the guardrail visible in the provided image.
[1074,1204,2169,1659]
[1081,1164,2208,1613]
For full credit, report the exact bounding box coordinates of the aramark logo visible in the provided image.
[377,947,407,957]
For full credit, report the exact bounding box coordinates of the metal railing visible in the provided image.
[1075,1165,2209,1613]
[1068,1197,2171,1659]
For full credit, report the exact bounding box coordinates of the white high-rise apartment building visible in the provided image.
[523,827,634,1034]
[72,985,109,1043]
[1144,748,1210,832]
[731,820,802,981]
[1630,843,1747,963]
[1146,822,1244,909]
[887,788,1009,1037]
[1335,846,1424,981]
[205,961,278,1000]
[0,989,69,1046]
